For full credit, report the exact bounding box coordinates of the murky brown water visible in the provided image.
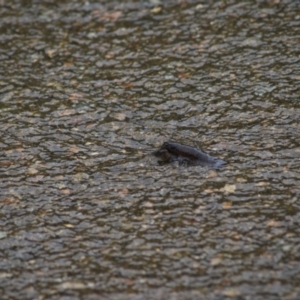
[1,0,300,299]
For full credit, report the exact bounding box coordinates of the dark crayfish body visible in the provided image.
[153,142,226,169]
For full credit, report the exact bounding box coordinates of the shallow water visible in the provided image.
[1,0,300,299]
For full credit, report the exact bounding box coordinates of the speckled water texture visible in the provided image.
[0,0,300,299]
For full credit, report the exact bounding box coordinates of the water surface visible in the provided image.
[1,0,300,299]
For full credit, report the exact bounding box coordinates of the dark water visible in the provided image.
[1,0,300,299]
